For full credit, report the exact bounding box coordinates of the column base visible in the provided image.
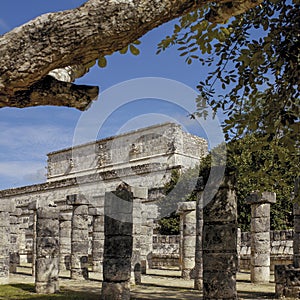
[101,281,130,300]
[71,268,89,280]
[35,281,59,294]
[251,266,270,283]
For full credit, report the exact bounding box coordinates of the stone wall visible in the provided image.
[151,230,294,270]
[240,230,293,271]
[152,235,180,268]
[46,122,207,182]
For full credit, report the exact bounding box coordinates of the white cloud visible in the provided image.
[0,161,46,190]
[0,122,74,160]
[0,122,74,189]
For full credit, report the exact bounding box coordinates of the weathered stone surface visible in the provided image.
[35,281,59,294]
[203,185,237,223]
[35,207,60,294]
[248,193,273,284]
[246,192,276,204]
[0,213,10,285]
[203,271,238,299]
[251,203,271,218]
[275,265,300,298]
[131,187,148,200]
[178,202,196,280]
[101,281,130,300]
[102,184,133,299]
[104,217,132,236]
[0,201,15,212]
[203,224,237,251]
[37,219,60,237]
[251,217,270,233]
[59,212,72,221]
[202,175,238,299]
[66,194,89,206]
[194,193,203,290]
[103,259,131,281]
[36,258,59,281]
[70,201,89,280]
[251,266,270,283]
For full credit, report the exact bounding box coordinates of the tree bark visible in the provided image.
[0,0,262,110]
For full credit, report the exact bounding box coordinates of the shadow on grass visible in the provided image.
[10,283,35,292]
[145,273,181,279]
[131,284,201,300]
[0,283,99,300]
[238,290,275,300]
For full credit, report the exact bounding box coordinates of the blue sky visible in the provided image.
[0,1,226,189]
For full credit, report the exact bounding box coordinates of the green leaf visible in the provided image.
[119,45,128,55]
[98,56,107,68]
[129,44,140,56]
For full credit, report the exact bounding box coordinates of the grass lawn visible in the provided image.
[0,283,99,300]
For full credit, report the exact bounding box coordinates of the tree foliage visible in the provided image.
[158,133,297,234]
[158,0,299,155]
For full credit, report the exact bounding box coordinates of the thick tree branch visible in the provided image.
[0,0,262,109]
[0,76,99,110]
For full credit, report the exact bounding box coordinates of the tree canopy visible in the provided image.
[158,0,299,156]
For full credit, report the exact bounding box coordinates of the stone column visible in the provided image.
[9,208,22,273]
[131,187,147,285]
[67,194,89,280]
[203,175,238,299]
[35,207,60,294]
[101,183,133,300]
[194,192,203,290]
[0,202,14,284]
[89,207,104,274]
[177,201,196,280]
[59,212,72,271]
[140,204,158,274]
[28,200,43,277]
[246,191,276,283]
[275,178,300,298]
[237,227,241,272]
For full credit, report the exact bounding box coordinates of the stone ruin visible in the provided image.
[0,122,298,299]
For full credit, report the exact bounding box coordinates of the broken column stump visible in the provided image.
[35,207,60,294]
[246,191,276,283]
[67,194,89,280]
[203,175,238,299]
[101,183,133,300]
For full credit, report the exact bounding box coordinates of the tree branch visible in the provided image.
[0,0,262,109]
[0,76,99,110]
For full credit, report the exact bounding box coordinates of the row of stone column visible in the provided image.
[177,183,277,298]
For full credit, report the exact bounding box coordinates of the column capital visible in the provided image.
[246,192,276,205]
[177,201,196,214]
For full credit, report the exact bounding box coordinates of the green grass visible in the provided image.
[0,284,99,300]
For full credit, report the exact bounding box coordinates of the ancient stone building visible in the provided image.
[0,122,207,267]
